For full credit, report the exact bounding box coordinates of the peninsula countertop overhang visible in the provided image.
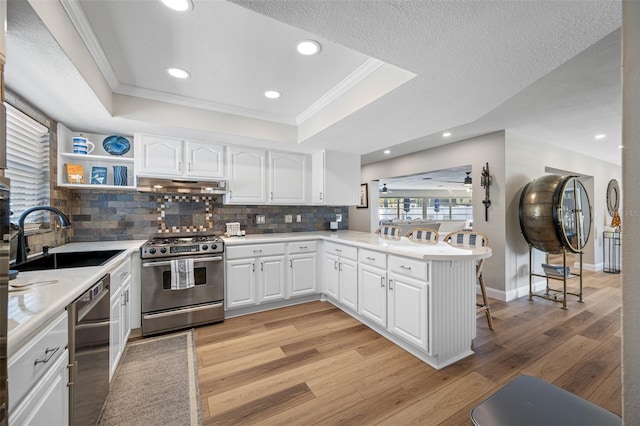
[222,230,491,261]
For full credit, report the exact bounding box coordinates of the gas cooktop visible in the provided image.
[140,235,224,259]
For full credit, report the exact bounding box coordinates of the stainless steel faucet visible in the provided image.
[15,206,71,264]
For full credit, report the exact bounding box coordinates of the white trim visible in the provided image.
[296,58,385,126]
[60,0,120,90]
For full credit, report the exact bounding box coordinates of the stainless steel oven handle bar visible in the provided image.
[142,302,224,319]
[142,256,223,268]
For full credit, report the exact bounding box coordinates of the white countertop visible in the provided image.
[7,240,146,358]
[222,230,491,261]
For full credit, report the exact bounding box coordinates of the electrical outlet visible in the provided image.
[336,214,342,222]
[296,214,301,222]
[285,214,293,223]
[256,215,265,224]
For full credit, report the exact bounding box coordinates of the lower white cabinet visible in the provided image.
[225,243,286,309]
[387,272,429,352]
[323,242,358,311]
[288,253,317,297]
[110,285,123,379]
[8,311,69,426]
[358,264,387,328]
[110,256,133,379]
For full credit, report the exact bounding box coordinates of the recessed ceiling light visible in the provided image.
[384,150,391,154]
[296,40,322,56]
[264,90,281,99]
[161,0,193,12]
[594,134,607,140]
[442,132,452,137]
[167,67,190,79]
[618,145,624,149]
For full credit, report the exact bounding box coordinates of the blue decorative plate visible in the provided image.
[103,135,131,156]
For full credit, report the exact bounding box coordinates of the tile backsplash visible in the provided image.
[67,190,349,241]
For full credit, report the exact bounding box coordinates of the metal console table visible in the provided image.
[528,245,583,310]
[603,231,621,274]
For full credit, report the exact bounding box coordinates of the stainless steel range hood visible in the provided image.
[137,177,227,194]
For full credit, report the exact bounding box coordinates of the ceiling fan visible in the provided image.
[380,183,393,194]
[447,171,472,186]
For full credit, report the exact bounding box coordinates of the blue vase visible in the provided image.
[113,165,128,186]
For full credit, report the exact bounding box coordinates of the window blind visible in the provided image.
[5,103,50,224]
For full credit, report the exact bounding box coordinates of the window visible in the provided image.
[379,196,472,222]
[5,103,50,225]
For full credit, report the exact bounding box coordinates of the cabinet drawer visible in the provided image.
[287,240,317,254]
[226,243,286,259]
[324,242,357,260]
[359,248,387,269]
[9,311,68,409]
[389,255,430,281]
[110,255,131,293]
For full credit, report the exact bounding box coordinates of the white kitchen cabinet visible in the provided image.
[287,241,318,298]
[323,242,358,310]
[8,312,68,426]
[226,146,267,204]
[311,150,360,205]
[358,264,387,328]
[109,285,123,379]
[135,133,225,179]
[268,151,308,204]
[225,243,286,308]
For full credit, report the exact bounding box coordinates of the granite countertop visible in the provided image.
[222,230,491,261]
[7,240,146,358]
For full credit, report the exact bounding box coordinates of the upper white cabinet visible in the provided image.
[226,146,268,204]
[57,123,135,189]
[269,152,308,204]
[135,133,225,180]
[311,150,360,205]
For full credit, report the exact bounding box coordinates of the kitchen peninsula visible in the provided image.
[224,230,491,369]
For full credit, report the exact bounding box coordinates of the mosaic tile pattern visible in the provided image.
[158,195,214,233]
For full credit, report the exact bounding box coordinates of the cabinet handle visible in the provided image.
[334,260,338,270]
[381,276,385,288]
[388,279,393,290]
[34,347,59,365]
[188,162,192,171]
[121,292,127,306]
[339,261,343,272]
[335,248,342,252]
[290,259,293,268]
[178,161,182,171]
[252,263,255,272]
[253,249,262,253]
[299,246,307,249]
[320,192,323,200]
[366,256,375,261]
[229,190,233,199]
[261,262,264,271]
[126,289,129,303]
[400,265,412,270]
[270,192,273,200]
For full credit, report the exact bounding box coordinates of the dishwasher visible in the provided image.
[67,274,111,426]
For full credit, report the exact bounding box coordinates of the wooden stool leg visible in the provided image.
[477,273,494,330]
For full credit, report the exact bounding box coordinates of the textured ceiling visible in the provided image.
[5,0,623,167]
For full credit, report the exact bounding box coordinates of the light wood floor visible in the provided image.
[195,269,621,425]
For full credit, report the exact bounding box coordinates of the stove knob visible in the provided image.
[149,248,156,255]
[212,244,217,251]
[160,247,167,254]
[202,245,208,251]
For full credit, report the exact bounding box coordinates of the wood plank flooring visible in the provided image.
[195,269,621,425]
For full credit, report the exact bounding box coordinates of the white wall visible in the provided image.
[622,1,640,420]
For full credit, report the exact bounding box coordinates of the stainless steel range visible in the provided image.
[140,235,225,336]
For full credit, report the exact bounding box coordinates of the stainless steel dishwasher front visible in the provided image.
[67,274,110,426]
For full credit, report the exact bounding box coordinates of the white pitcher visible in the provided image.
[72,135,95,155]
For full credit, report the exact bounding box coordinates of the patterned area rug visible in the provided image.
[99,330,202,426]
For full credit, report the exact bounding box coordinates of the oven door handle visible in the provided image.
[142,256,223,268]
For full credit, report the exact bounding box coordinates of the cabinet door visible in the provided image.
[269,152,308,204]
[288,253,317,297]
[226,147,267,204]
[187,140,225,179]
[121,278,132,347]
[388,273,429,352]
[358,264,387,327]
[311,151,325,204]
[110,286,123,379]
[338,258,358,311]
[323,253,340,300]
[137,134,183,176]
[226,258,257,309]
[259,255,286,303]
[9,350,69,426]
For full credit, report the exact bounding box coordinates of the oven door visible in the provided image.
[141,255,224,314]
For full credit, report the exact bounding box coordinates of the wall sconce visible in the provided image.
[481,162,492,221]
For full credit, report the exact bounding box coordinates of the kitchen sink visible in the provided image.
[13,250,125,271]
